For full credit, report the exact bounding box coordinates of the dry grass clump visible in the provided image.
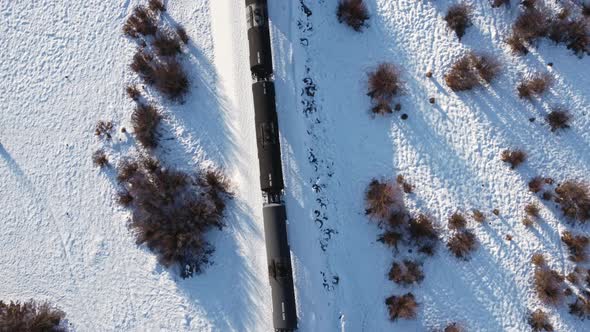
[513,7,551,43]
[561,231,589,262]
[445,4,472,40]
[367,63,404,115]
[501,149,527,169]
[546,108,571,131]
[527,309,554,331]
[378,230,403,249]
[531,253,546,266]
[126,85,142,101]
[130,49,155,82]
[337,0,370,32]
[117,156,232,278]
[388,260,424,286]
[445,52,501,91]
[517,73,552,99]
[472,209,485,223]
[385,293,418,321]
[555,181,590,223]
[529,176,547,193]
[92,149,109,168]
[95,120,113,140]
[569,295,590,319]
[0,299,68,332]
[131,103,161,148]
[123,6,158,38]
[534,266,565,305]
[365,179,404,222]
[447,230,477,259]
[148,0,165,13]
[448,212,467,230]
[153,30,182,56]
[525,203,540,217]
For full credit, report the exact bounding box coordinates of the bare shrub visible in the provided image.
[92,149,109,168]
[152,59,189,101]
[448,212,467,230]
[528,309,554,331]
[95,120,113,140]
[561,231,589,262]
[409,214,439,242]
[130,49,155,83]
[548,18,589,56]
[388,260,424,286]
[396,175,414,193]
[126,85,142,101]
[365,179,404,222]
[531,253,546,266]
[523,217,535,227]
[513,7,551,42]
[153,30,182,56]
[445,4,472,40]
[472,209,486,223]
[445,52,501,91]
[447,230,477,259]
[148,0,165,13]
[123,6,158,38]
[534,267,565,305]
[379,230,403,249]
[525,203,540,217]
[337,0,370,32]
[385,293,418,321]
[569,295,590,319]
[555,181,590,222]
[507,33,529,54]
[367,63,404,111]
[117,155,233,278]
[517,73,552,99]
[546,108,571,131]
[131,103,161,148]
[117,190,133,206]
[529,176,546,193]
[0,299,68,332]
[176,26,189,44]
[501,149,527,169]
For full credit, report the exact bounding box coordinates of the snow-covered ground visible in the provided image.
[1,0,589,331]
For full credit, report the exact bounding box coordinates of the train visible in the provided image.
[244,1,298,331]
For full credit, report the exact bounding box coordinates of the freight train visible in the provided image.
[244,0,298,331]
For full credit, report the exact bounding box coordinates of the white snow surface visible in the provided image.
[1,0,589,331]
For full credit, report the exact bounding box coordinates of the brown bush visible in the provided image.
[531,253,546,266]
[130,49,155,83]
[555,181,590,222]
[528,309,554,331]
[507,33,529,54]
[396,175,414,194]
[513,7,551,42]
[517,73,552,99]
[409,214,439,242]
[534,267,565,305]
[123,6,158,38]
[569,295,590,319]
[153,30,182,56]
[529,176,546,193]
[445,4,472,40]
[126,85,142,101]
[388,260,424,286]
[337,0,370,32]
[561,231,589,262]
[385,293,418,321]
[548,18,589,56]
[379,230,403,249]
[117,155,233,278]
[501,149,527,169]
[525,203,540,217]
[546,108,571,131]
[445,52,501,91]
[95,120,113,140]
[472,209,485,223]
[365,179,404,222]
[523,217,535,227]
[447,230,477,259]
[367,63,404,109]
[176,26,189,44]
[148,0,165,13]
[152,59,189,101]
[116,190,133,206]
[0,299,68,332]
[448,212,467,230]
[92,149,109,168]
[131,103,161,148]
